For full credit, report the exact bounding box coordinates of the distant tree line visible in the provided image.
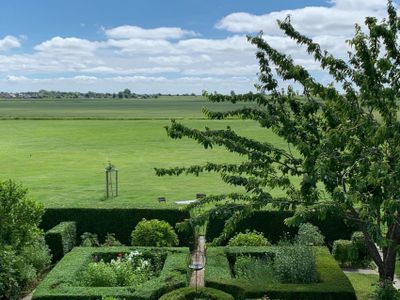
[0,89,198,99]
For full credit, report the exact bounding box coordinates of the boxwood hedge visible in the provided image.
[45,221,77,262]
[159,287,234,300]
[206,210,357,246]
[40,208,192,246]
[32,246,190,300]
[205,246,356,300]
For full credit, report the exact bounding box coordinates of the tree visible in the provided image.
[156,1,400,286]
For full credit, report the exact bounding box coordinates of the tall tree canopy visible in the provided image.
[156,1,400,284]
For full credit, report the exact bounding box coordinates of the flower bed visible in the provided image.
[205,246,356,300]
[32,246,190,300]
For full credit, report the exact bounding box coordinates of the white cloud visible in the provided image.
[216,0,389,37]
[105,25,198,40]
[34,37,99,56]
[0,36,21,51]
[6,75,28,82]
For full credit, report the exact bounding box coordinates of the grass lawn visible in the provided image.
[345,273,378,300]
[0,118,291,208]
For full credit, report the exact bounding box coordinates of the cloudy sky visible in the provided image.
[0,0,395,93]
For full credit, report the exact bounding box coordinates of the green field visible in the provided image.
[0,96,248,119]
[0,97,288,208]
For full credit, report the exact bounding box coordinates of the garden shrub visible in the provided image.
[233,255,275,283]
[273,244,319,284]
[374,281,400,300]
[159,287,234,300]
[45,221,77,261]
[0,180,51,300]
[103,233,122,246]
[81,261,118,287]
[296,223,325,246]
[351,231,368,258]
[228,230,270,247]
[81,232,100,247]
[332,240,358,266]
[131,219,179,247]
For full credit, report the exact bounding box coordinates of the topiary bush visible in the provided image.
[228,230,270,247]
[296,223,325,246]
[0,180,51,300]
[131,219,179,247]
[159,287,234,300]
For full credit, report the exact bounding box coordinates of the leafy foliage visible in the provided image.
[80,232,100,247]
[273,243,319,284]
[228,230,270,246]
[233,255,275,283]
[103,233,122,247]
[80,251,158,287]
[156,1,400,284]
[296,223,325,246]
[0,180,51,300]
[131,219,179,247]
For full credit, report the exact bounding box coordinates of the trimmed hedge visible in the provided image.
[206,210,357,246]
[40,208,192,246]
[45,221,77,262]
[205,246,357,300]
[32,246,190,300]
[159,287,234,300]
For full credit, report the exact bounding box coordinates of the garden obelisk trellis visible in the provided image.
[105,162,118,198]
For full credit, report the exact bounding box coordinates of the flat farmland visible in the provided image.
[0,97,291,208]
[0,96,243,119]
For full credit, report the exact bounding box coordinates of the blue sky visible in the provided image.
[0,0,394,93]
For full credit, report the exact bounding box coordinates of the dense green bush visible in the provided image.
[296,223,325,246]
[274,244,319,284]
[228,230,270,247]
[40,207,191,246]
[0,180,51,300]
[159,287,234,300]
[81,232,100,247]
[45,221,77,261]
[374,281,400,300]
[332,240,357,266]
[131,219,179,247]
[350,232,368,258]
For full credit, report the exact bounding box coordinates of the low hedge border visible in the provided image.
[32,246,190,300]
[206,210,357,246]
[205,246,356,300]
[159,287,234,300]
[45,221,77,262]
[41,208,192,246]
